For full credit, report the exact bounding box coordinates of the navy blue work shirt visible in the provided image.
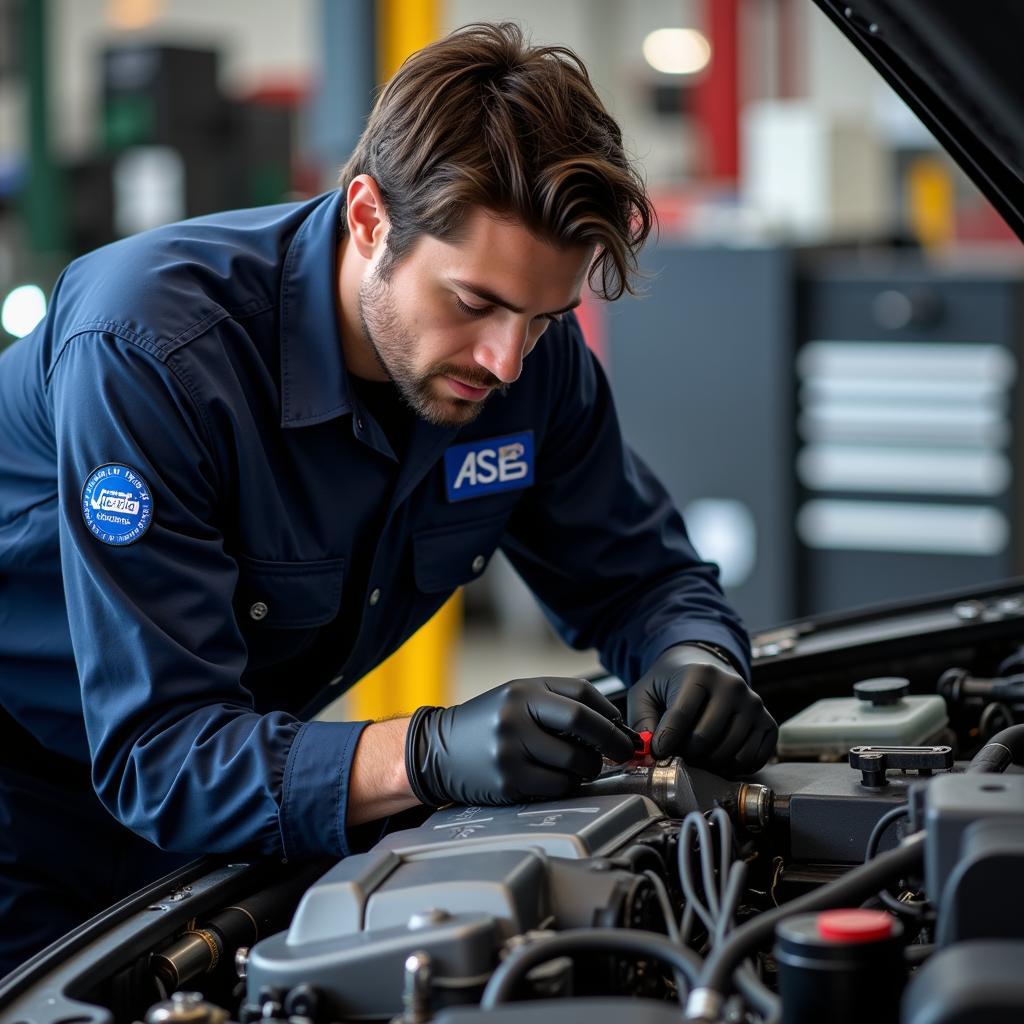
[0,190,748,862]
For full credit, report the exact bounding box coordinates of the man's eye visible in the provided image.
[455,296,490,318]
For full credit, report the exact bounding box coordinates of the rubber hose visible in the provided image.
[691,833,925,1010]
[480,927,702,1009]
[966,724,1024,774]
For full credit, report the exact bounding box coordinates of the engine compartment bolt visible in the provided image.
[235,946,250,980]
[402,952,433,1023]
[408,908,451,930]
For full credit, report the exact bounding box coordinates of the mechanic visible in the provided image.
[0,23,776,974]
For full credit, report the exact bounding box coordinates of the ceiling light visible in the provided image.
[2,284,47,339]
[642,28,712,76]
[106,0,164,31]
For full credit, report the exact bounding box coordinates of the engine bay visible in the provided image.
[3,581,1024,1024]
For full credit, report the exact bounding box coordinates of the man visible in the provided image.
[0,23,776,974]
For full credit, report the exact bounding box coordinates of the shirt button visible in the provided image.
[471,555,486,573]
[249,601,268,621]
[369,588,381,606]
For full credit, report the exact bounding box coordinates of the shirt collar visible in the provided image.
[278,190,353,428]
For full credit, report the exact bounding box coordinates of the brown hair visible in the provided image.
[339,21,654,300]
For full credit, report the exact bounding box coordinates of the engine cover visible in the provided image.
[246,794,666,1020]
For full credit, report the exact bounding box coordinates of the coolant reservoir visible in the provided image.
[778,677,948,760]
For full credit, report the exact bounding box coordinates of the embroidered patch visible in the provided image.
[444,431,534,503]
[81,463,154,546]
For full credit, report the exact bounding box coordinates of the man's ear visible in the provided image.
[345,175,390,260]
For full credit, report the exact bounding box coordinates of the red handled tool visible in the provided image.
[634,730,653,756]
[617,723,653,758]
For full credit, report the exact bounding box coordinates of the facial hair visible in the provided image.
[357,267,502,427]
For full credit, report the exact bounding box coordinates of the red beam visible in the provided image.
[693,0,740,181]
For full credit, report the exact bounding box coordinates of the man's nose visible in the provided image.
[473,321,531,384]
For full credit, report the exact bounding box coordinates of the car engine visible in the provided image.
[2,582,1024,1024]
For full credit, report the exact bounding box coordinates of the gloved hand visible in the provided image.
[405,676,636,807]
[627,644,777,775]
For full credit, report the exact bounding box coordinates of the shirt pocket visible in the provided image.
[413,511,510,594]
[235,554,345,629]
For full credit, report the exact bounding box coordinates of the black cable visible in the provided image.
[967,723,1024,773]
[691,833,925,1010]
[865,806,909,862]
[862,805,931,919]
[904,943,935,966]
[714,861,781,1023]
[680,901,697,948]
[676,811,781,1021]
[677,814,721,934]
[709,806,734,890]
[678,809,735,939]
[979,701,1014,740]
[679,814,721,935]
[643,869,682,945]
[734,966,781,1024]
[479,928,702,1009]
[713,860,747,948]
[878,887,928,917]
[642,869,690,997]
[679,809,743,947]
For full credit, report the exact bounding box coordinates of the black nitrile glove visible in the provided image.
[628,644,777,775]
[405,676,636,807]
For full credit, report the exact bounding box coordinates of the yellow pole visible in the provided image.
[377,0,439,80]
[344,593,463,720]
[343,0,457,723]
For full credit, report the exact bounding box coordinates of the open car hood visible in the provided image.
[814,0,1024,243]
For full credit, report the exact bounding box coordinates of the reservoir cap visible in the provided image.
[854,677,910,706]
[817,909,894,944]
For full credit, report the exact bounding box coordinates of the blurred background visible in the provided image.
[2,0,1021,715]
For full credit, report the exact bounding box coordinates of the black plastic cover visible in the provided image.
[937,819,1024,945]
[902,941,1024,1023]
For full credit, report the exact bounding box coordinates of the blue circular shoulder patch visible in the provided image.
[81,463,154,546]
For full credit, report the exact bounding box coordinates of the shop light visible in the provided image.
[2,284,47,339]
[642,27,712,76]
[106,0,163,31]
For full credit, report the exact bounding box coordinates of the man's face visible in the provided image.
[356,208,594,427]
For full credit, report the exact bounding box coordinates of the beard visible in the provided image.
[357,268,502,428]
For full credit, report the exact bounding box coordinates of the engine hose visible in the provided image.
[479,927,702,1009]
[734,966,781,1024]
[966,724,1024,774]
[686,833,925,1021]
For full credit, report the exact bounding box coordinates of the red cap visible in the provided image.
[636,731,653,756]
[816,909,894,944]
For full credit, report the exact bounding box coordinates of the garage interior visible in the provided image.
[1,3,1023,1022]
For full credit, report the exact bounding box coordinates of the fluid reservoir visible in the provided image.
[777,677,948,760]
[775,909,905,1024]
